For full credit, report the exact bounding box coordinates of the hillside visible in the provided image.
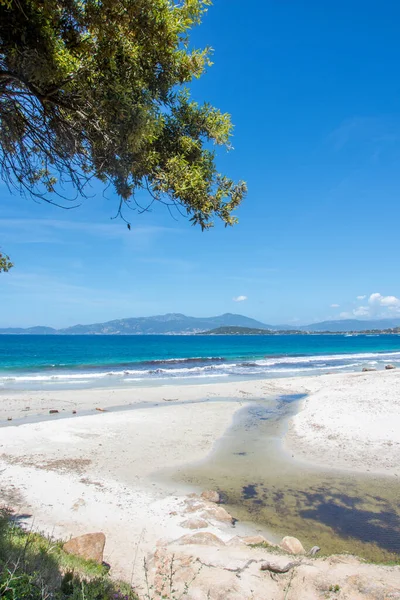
[59,313,272,335]
[1,314,400,335]
[297,318,400,332]
[203,326,274,335]
[0,314,273,335]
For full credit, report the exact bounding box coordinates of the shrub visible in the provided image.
[0,507,137,599]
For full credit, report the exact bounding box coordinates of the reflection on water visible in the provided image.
[173,394,400,563]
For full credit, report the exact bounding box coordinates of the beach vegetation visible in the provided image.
[0,507,137,599]
[0,0,246,235]
[143,554,201,600]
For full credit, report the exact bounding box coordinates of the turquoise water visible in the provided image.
[1,334,400,390]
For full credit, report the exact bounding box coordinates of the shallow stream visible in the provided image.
[172,394,400,563]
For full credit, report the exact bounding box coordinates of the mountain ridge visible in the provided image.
[1,314,400,334]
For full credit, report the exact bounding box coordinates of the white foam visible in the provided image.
[1,350,399,387]
[252,351,400,366]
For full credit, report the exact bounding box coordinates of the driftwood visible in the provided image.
[197,558,258,578]
[260,561,300,574]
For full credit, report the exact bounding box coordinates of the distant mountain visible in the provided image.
[0,326,57,335]
[0,313,273,335]
[1,315,400,335]
[60,313,273,335]
[299,319,400,332]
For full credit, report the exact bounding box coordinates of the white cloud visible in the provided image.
[0,218,180,249]
[339,292,400,319]
[233,295,247,302]
[377,295,400,306]
[368,292,400,314]
[340,292,400,320]
[353,306,370,317]
[330,304,340,308]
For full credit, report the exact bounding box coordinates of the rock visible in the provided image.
[201,490,220,503]
[226,536,244,547]
[49,409,59,414]
[362,367,377,372]
[201,505,234,523]
[7,417,12,421]
[184,498,203,513]
[180,518,209,530]
[309,545,321,556]
[241,535,273,546]
[385,364,396,370]
[63,532,106,563]
[261,560,300,574]
[176,532,225,547]
[279,536,305,555]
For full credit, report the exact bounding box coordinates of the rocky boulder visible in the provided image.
[385,364,396,370]
[176,532,225,547]
[63,532,106,563]
[201,490,220,503]
[201,504,235,524]
[279,536,305,555]
[180,518,209,530]
[241,535,273,546]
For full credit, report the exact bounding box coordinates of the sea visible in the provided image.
[1,333,400,391]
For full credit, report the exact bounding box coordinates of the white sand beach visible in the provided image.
[1,370,400,598]
[3,369,400,476]
[284,369,400,477]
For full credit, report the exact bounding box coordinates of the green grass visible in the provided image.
[0,507,138,599]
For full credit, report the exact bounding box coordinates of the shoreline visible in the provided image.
[2,336,400,396]
[0,378,278,423]
[2,369,400,477]
[1,370,400,593]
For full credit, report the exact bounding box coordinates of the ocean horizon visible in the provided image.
[1,333,400,391]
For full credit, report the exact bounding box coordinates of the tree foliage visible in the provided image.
[0,0,246,236]
[0,252,12,272]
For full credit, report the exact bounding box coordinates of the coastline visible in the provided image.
[2,369,400,477]
[1,370,400,594]
[0,378,279,423]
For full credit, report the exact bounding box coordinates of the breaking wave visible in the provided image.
[1,349,400,390]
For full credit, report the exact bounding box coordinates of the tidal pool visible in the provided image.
[172,394,400,563]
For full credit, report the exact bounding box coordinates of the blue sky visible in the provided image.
[1,1,400,328]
